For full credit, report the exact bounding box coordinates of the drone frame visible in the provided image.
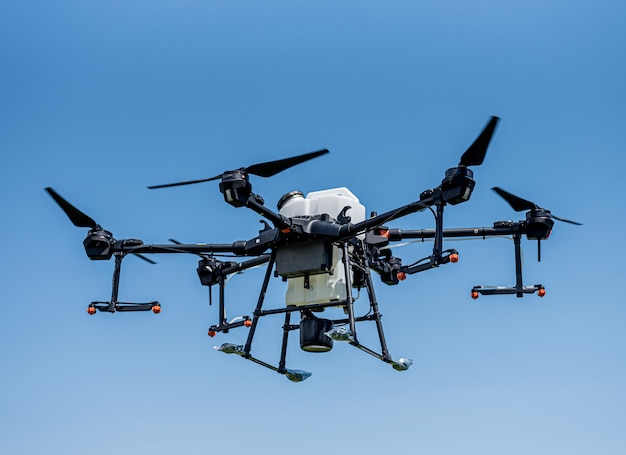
[45,116,580,381]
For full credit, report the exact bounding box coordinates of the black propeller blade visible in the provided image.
[45,188,156,263]
[492,187,582,225]
[458,116,500,167]
[133,254,157,264]
[549,214,582,225]
[148,149,329,190]
[244,149,329,177]
[147,176,218,189]
[45,187,99,229]
[492,187,536,211]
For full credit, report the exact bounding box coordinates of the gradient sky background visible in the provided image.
[2,1,625,454]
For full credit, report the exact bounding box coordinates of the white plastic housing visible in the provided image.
[279,188,366,307]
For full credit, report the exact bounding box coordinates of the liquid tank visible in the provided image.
[278,188,366,307]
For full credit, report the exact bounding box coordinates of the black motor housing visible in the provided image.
[525,209,555,240]
[83,228,114,260]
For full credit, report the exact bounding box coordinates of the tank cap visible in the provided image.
[277,190,304,210]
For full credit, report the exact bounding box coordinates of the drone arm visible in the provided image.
[126,241,249,256]
[386,224,522,241]
[337,200,430,241]
[244,193,290,230]
[285,154,483,241]
[378,224,522,277]
[274,200,429,242]
[336,183,471,241]
[221,255,272,274]
[390,223,547,298]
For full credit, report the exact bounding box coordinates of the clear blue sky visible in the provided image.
[2,1,625,454]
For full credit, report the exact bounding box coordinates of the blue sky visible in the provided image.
[1,1,625,453]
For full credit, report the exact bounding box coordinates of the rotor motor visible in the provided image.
[525,209,555,240]
[83,228,114,260]
[218,170,252,207]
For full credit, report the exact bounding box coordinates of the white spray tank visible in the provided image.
[277,188,366,307]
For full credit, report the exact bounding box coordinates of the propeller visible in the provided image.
[458,116,500,167]
[492,187,582,225]
[45,188,156,264]
[148,149,329,190]
[435,116,500,206]
[45,187,99,229]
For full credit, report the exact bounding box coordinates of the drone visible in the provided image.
[45,116,581,382]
